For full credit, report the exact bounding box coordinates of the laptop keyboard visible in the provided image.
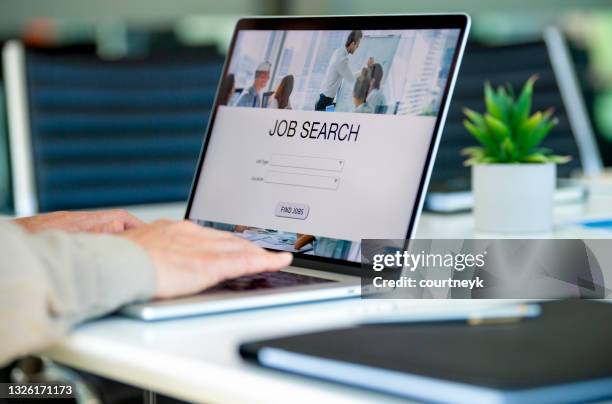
[208,271,333,292]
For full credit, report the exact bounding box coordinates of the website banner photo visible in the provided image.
[189,28,460,261]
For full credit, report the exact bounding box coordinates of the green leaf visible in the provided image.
[548,155,572,164]
[484,114,512,142]
[522,153,550,163]
[463,120,484,138]
[463,157,480,166]
[463,108,486,129]
[484,82,503,121]
[533,147,552,155]
[512,75,537,132]
[521,153,570,164]
[501,137,517,162]
[523,117,558,153]
[465,155,500,166]
[464,120,497,154]
[517,112,543,153]
[480,156,500,164]
[461,146,485,156]
[496,87,513,123]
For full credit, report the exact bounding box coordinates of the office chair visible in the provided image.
[427,27,602,203]
[2,41,224,216]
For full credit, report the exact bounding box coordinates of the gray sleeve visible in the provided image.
[0,222,156,366]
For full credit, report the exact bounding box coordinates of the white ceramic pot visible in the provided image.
[472,163,556,234]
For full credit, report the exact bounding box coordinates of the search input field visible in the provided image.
[270,154,345,172]
[265,171,340,190]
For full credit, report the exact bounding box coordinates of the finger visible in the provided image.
[172,220,236,239]
[103,220,127,233]
[90,220,126,234]
[107,209,145,230]
[88,223,106,234]
[175,233,264,253]
[78,210,143,232]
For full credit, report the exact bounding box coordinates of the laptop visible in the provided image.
[121,14,470,320]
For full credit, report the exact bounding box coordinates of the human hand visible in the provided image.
[14,210,144,234]
[121,220,293,299]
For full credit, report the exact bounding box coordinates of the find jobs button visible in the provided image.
[275,202,309,220]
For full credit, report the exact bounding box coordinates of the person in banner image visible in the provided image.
[267,75,294,109]
[366,63,386,114]
[236,61,271,108]
[315,30,374,111]
[353,68,372,113]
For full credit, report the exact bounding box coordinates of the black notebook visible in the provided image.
[240,300,612,403]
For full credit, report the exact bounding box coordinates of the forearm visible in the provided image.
[0,222,155,365]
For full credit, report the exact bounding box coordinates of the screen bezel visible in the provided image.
[184,14,470,275]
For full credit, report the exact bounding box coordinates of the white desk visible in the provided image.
[46,299,523,403]
[42,191,612,403]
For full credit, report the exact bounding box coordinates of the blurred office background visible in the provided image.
[0,0,610,214]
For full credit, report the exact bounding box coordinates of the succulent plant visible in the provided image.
[462,75,570,165]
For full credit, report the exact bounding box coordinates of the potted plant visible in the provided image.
[462,75,569,234]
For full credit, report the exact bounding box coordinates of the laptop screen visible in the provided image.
[187,21,465,263]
